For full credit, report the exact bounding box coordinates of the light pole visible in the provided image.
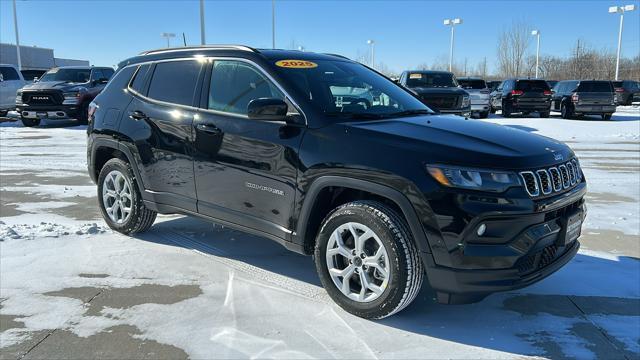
[199,0,206,45]
[272,0,276,49]
[12,0,21,71]
[161,32,176,48]
[609,4,636,80]
[367,40,375,69]
[443,18,462,72]
[531,30,540,79]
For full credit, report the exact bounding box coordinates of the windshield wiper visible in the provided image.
[387,109,434,118]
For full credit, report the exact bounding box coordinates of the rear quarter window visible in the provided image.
[130,64,151,94]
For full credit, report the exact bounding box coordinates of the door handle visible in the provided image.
[129,110,147,121]
[196,123,222,135]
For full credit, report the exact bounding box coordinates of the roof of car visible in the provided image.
[457,77,485,81]
[406,70,453,75]
[119,45,353,69]
[51,66,112,70]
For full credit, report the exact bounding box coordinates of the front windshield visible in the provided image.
[272,59,431,119]
[39,68,90,83]
[406,72,458,88]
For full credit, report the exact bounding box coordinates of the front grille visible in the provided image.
[517,244,560,275]
[519,159,582,198]
[22,91,63,106]
[421,95,459,109]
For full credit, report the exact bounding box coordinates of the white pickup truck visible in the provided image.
[0,64,26,117]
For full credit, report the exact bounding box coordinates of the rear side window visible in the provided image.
[0,66,20,81]
[147,60,202,106]
[100,66,136,99]
[130,64,151,93]
[458,79,487,89]
[208,60,284,115]
[577,81,613,93]
[515,80,549,91]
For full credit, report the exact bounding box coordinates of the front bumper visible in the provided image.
[16,104,81,120]
[470,102,490,113]
[422,183,586,304]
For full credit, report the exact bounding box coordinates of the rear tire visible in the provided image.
[602,113,612,120]
[502,101,512,118]
[76,102,89,125]
[539,111,550,118]
[314,200,424,319]
[561,102,573,119]
[21,117,40,127]
[479,111,489,119]
[97,158,157,234]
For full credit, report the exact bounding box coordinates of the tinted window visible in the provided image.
[99,66,136,101]
[515,80,550,91]
[0,66,20,81]
[208,60,284,114]
[40,68,90,83]
[91,69,105,81]
[130,64,151,93]
[612,81,623,88]
[577,81,613,93]
[405,72,457,88]
[458,79,487,89]
[102,68,114,79]
[147,60,202,106]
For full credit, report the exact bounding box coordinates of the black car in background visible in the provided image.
[551,80,616,120]
[398,70,470,116]
[612,80,640,105]
[490,79,551,118]
[86,46,585,319]
[546,80,558,89]
[486,80,502,91]
[16,66,114,127]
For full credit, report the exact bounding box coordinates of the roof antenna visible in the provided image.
[182,33,187,47]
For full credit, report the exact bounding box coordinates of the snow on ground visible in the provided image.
[1,110,639,359]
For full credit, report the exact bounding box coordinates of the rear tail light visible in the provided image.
[543,90,552,96]
[615,88,624,93]
[571,93,579,102]
[88,101,98,122]
[511,90,524,96]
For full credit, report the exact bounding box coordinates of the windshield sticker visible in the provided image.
[409,73,422,79]
[275,60,318,69]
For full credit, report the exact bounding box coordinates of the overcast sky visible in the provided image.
[1,0,639,73]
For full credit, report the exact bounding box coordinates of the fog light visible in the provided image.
[477,223,487,236]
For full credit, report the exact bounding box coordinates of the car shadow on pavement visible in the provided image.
[0,119,87,129]
[134,215,640,359]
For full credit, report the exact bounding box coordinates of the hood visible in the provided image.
[346,115,573,170]
[410,87,468,96]
[21,81,88,92]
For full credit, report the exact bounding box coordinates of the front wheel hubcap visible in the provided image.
[325,222,390,303]
[102,170,133,224]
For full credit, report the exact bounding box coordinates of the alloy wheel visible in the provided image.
[102,170,133,224]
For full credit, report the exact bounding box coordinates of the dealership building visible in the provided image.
[1,43,89,79]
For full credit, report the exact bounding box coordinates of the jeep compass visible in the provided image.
[87,46,586,319]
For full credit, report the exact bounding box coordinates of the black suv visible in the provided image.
[87,46,586,319]
[551,80,616,120]
[16,66,114,127]
[398,70,470,116]
[612,80,640,105]
[490,79,552,117]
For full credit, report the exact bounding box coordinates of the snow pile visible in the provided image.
[0,220,107,241]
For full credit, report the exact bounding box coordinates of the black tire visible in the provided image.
[21,117,40,127]
[479,111,489,119]
[561,102,573,119]
[76,102,89,125]
[489,106,496,114]
[0,110,8,118]
[602,113,612,120]
[539,111,550,118]
[502,100,511,118]
[314,200,424,319]
[97,158,157,234]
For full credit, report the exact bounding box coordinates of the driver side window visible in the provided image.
[208,60,285,115]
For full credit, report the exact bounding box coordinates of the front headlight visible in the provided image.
[15,91,23,105]
[427,164,520,192]
[63,92,81,105]
[461,95,470,108]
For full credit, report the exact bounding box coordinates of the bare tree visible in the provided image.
[497,20,531,77]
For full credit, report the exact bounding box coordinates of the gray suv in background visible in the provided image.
[457,77,491,118]
[551,80,616,120]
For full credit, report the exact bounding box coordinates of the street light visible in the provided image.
[161,32,176,48]
[12,0,21,71]
[608,4,636,80]
[272,0,276,49]
[366,40,375,68]
[443,18,462,72]
[199,0,206,45]
[531,30,540,79]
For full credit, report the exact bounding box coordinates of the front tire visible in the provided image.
[21,117,40,127]
[314,201,424,319]
[76,102,89,125]
[479,111,489,119]
[561,102,573,119]
[97,158,157,234]
[602,113,612,120]
[539,111,550,118]
[502,100,512,118]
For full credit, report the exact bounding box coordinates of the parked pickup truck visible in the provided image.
[15,66,114,127]
[551,80,616,120]
[0,64,26,117]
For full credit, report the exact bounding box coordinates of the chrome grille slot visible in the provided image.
[559,165,570,188]
[519,159,582,198]
[520,172,539,197]
[536,169,552,195]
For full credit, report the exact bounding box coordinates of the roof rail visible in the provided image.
[139,45,258,56]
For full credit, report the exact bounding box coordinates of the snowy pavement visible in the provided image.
[1,108,639,359]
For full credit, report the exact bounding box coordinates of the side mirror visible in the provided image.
[247,98,288,121]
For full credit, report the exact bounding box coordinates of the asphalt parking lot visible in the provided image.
[1,108,639,359]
